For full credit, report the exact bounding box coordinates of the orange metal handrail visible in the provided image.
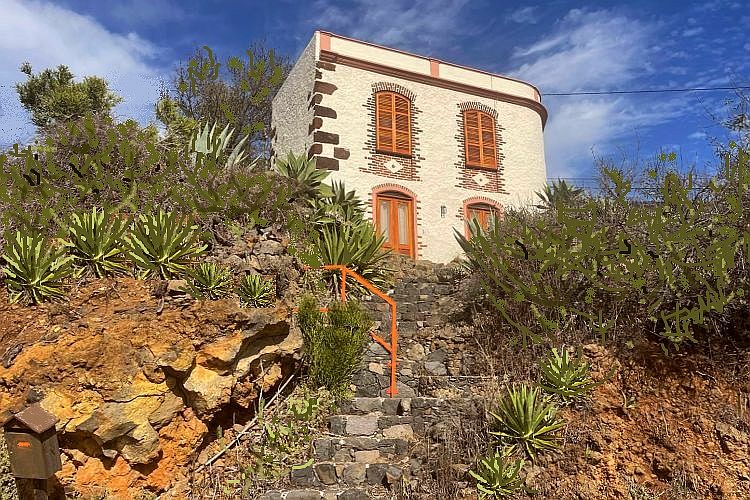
[302,264,399,397]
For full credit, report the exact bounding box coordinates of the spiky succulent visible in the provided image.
[184,262,233,300]
[313,180,365,226]
[490,384,566,460]
[315,220,392,295]
[2,231,75,304]
[469,446,527,498]
[62,207,130,277]
[237,273,275,307]
[539,346,599,403]
[275,152,332,200]
[189,121,250,169]
[124,210,207,279]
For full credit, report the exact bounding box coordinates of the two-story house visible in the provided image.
[271,31,548,263]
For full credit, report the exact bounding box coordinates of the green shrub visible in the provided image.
[1,231,75,304]
[62,206,130,277]
[469,446,527,498]
[184,262,233,300]
[237,274,275,307]
[456,144,750,348]
[490,384,566,460]
[124,210,207,279]
[296,295,373,395]
[315,221,392,295]
[539,346,599,403]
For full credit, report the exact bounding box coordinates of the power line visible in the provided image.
[543,85,750,96]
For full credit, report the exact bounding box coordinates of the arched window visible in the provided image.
[465,202,500,237]
[376,92,411,156]
[374,190,415,258]
[463,109,497,169]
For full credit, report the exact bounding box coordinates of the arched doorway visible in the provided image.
[374,190,416,258]
[465,201,501,238]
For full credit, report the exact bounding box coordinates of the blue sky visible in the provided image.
[0,0,748,181]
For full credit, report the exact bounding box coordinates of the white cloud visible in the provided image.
[688,131,707,140]
[509,6,539,24]
[0,0,166,148]
[682,26,704,37]
[312,0,470,52]
[507,8,685,177]
[511,9,657,91]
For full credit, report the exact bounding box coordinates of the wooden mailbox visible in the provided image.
[3,403,62,480]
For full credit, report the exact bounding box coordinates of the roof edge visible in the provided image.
[315,30,543,102]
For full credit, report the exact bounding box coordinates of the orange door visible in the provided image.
[376,194,415,258]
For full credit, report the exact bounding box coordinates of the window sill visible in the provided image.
[465,163,498,172]
[375,149,413,159]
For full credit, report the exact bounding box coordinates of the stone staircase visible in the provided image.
[259,395,443,500]
[259,260,473,499]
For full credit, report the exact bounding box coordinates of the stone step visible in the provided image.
[259,488,393,500]
[312,436,411,462]
[328,415,416,439]
[290,461,408,488]
[336,397,441,416]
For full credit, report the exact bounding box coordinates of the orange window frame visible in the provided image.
[376,92,412,156]
[463,110,497,170]
[375,192,416,259]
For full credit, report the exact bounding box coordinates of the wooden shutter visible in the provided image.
[376,92,411,155]
[464,110,497,169]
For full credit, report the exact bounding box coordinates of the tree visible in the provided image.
[15,63,123,128]
[158,43,290,159]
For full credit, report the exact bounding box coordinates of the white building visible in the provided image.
[272,31,548,263]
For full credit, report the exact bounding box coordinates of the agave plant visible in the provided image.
[184,262,233,300]
[189,121,251,169]
[315,220,392,294]
[124,210,207,279]
[1,231,75,304]
[62,207,130,278]
[534,179,585,210]
[469,446,527,498]
[313,180,365,226]
[237,274,275,307]
[275,152,332,200]
[540,346,600,403]
[490,384,566,460]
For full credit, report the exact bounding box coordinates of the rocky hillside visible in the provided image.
[0,224,305,499]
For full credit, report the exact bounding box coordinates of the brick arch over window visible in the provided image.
[460,197,504,239]
[369,183,422,259]
[458,101,498,120]
[371,82,416,102]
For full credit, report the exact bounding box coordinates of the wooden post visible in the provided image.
[15,478,48,500]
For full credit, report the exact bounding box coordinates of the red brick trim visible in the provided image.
[369,184,421,260]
